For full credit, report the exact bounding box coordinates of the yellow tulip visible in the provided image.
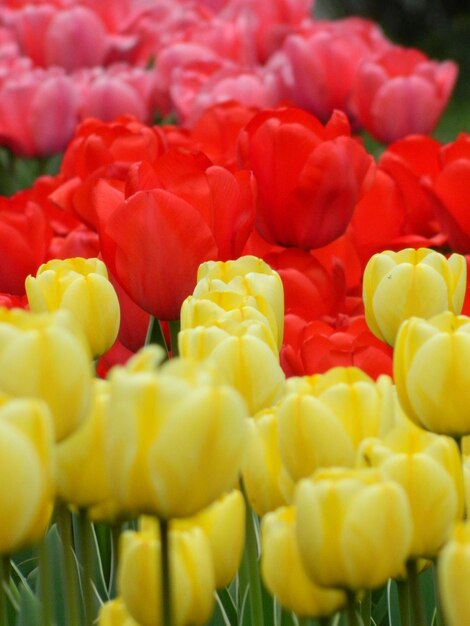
[0,308,92,441]
[26,257,120,358]
[261,506,346,617]
[106,355,248,519]
[394,311,470,436]
[242,409,294,516]
[194,255,284,347]
[438,522,470,626]
[363,248,466,346]
[295,468,412,590]
[278,368,395,481]
[176,490,245,588]
[57,379,112,508]
[118,524,215,626]
[98,598,141,626]
[0,397,55,547]
[359,423,464,557]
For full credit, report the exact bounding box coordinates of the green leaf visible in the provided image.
[15,582,41,626]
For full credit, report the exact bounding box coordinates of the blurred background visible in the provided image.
[315,0,470,142]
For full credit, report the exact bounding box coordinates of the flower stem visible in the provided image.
[0,556,9,625]
[78,509,95,626]
[168,320,180,357]
[360,590,371,626]
[56,504,80,626]
[109,523,122,598]
[406,560,427,626]
[397,579,411,626]
[345,591,361,626]
[244,505,264,626]
[38,536,53,626]
[146,316,169,354]
[160,518,172,626]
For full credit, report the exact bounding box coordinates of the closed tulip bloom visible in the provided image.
[118,524,215,626]
[194,256,284,348]
[98,598,140,626]
[0,308,92,441]
[57,379,112,508]
[0,418,49,553]
[363,248,466,346]
[278,367,395,481]
[438,522,470,626]
[106,356,248,519]
[394,311,470,436]
[242,409,294,516]
[359,423,464,557]
[262,506,346,617]
[295,468,412,590]
[26,257,120,358]
[176,490,245,588]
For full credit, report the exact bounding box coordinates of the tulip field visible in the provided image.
[1,1,470,626]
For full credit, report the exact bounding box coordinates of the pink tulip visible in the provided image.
[349,46,458,143]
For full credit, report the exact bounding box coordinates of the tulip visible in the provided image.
[242,409,294,516]
[118,523,215,626]
[56,379,112,508]
[0,308,92,441]
[278,367,395,481]
[350,46,457,143]
[261,506,346,617]
[295,468,412,590]
[238,107,374,250]
[175,490,245,588]
[359,423,464,557]
[194,256,284,348]
[179,327,286,415]
[98,598,140,626]
[438,522,470,626]
[26,257,120,358]
[0,397,56,547]
[105,355,248,519]
[394,311,470,436]
[363,248,466,346]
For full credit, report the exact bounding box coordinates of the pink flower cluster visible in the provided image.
[0,0,458,156]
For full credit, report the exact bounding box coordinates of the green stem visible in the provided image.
[146,316,169,355]
[168,320,180,357]
[345,591,361,626]
[78,509,95,626]
[38,537,53,626]
[432,563,446,626]
[160,518,172,626]
[407,560,427,626]
[109,523,122,598]
[0,556,9,626]
[56,504,80,626]
[244,505,264,626]
[319,619,330,626]
[360,590,371,626]
[397,579,411,626]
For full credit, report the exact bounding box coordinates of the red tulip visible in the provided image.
[239,107,374,249]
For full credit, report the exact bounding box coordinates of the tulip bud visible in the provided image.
[394,311,470,436]
[278,367,395,481]
[26,257,120,358]
[438,522,470,626]
[359,423,464,557]
[106,354,248,519]
[242,409,294,516]
[363,248,466,346]
[176,490,245,588]
[98,598,140,626]
[261,506,346,617]
[0,308,92,441]
[194,256,284,347]
[295,468,412,590]
[118,524,215,626]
